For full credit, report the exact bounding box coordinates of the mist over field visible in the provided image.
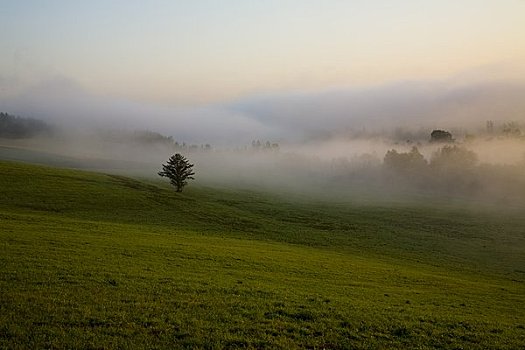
[2,54,525,207]
[1,77,524,207]
[1,1,524,204]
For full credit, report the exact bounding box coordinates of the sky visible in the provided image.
[1,1,524,143]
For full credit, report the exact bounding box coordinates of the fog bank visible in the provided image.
[1,74,525,207]
[1,76,525,145]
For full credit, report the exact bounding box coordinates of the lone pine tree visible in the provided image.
[158,153,195,192]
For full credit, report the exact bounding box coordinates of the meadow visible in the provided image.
[1,160,524,349]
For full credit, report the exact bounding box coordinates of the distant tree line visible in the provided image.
[174,142,212,152]
[0,112,52,139]
[383,145,480,194]
[251,140,279,151]
[95,129,214,152]
[97,129,176,145]
[330,121,524,144]
[328,128,524,200]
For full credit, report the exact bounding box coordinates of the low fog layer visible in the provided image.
[1,125,524,209]
[1,76,525,207]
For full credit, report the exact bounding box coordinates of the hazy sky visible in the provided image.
[1,0,524,105]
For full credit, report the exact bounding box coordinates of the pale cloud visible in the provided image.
[2,75,525,146]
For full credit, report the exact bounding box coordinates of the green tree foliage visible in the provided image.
[382,145,483,194]
[384,147,427,173]
[430,145,478,170]
[430,145,479,193]
[383,147,429,189]
[430,129,453,143]
[158,153,195,192]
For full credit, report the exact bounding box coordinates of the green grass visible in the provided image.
[1,160,524,349]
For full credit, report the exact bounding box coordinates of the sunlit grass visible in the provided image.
[1,160,524,349]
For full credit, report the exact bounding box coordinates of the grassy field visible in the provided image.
[1,160,524,349]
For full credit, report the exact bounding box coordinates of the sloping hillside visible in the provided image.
[1,161,524,349]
